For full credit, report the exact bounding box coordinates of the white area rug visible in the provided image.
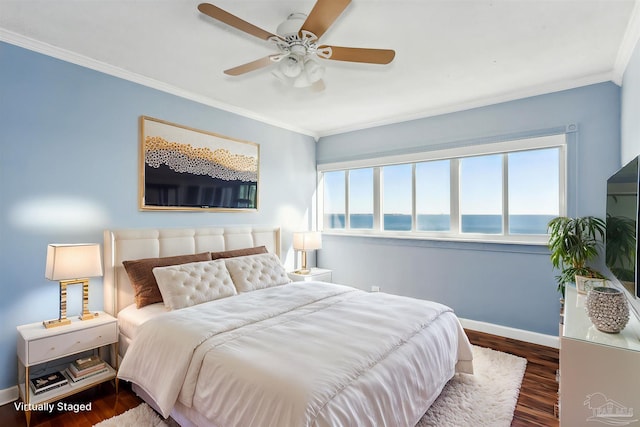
[94,403,178,427]
[418,345,527,426]
[94,403,166,427]
[95,345,526,427]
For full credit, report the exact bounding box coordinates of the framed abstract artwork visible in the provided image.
[139,116,259,211]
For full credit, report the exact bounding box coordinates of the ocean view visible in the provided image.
[325,214,554,235]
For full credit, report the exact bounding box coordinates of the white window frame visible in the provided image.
[317,134,567,245]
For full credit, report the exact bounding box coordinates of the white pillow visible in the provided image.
[152,259,236,310]
[224,253,291,293]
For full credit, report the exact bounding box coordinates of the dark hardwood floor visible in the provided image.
[0,383,143,427]
[1,329,559,427]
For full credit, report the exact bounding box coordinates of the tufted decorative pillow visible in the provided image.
[152,260,237,310]
[224,253,291,293]
[123,252,212,308]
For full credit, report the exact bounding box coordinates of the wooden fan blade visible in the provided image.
[198,3,279,41]
[320,46,395,64]
[224,55,281,76]
[301,0,352,39]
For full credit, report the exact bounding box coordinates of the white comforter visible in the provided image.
[118,282,473,427]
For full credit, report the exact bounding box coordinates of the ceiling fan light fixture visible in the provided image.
[303,58,324,83]
[292,60,324,88]
[272,57,324,88]
[280,54,304,77]
[293,75,312,88]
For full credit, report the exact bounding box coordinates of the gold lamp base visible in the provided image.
[43,318,72,329]
[43,278,96,328]
[294,251,312,275]
[80,311,98,321]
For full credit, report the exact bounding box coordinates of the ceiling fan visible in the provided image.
[197,0,396,89]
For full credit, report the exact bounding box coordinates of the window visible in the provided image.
[459,154,503,234]
[318,134,566,243]
[349,168,374,229]
[508,148,560,234]
[383,164,412,231]
[323,170,345,229]
[416,160,451,232]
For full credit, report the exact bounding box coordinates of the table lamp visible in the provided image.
[44,243,103,328]
[293,231,322,274]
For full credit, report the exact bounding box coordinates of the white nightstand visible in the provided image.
[288,268,333,283]
[17,312,118,426]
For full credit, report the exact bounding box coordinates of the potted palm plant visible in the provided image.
[547,216,606,297]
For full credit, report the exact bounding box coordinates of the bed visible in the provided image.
[103,226,473,427]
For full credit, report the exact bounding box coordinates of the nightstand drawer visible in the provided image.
[27,322,117,364]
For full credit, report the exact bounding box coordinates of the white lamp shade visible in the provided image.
[303,58,324,83]
[280,55,303,78]
[293,232,322,251]
[45,243,103,281]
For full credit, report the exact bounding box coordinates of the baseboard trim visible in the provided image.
[460,318,560,349]
[0,385,18,406]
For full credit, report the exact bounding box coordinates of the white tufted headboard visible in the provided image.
[103,226,281,316]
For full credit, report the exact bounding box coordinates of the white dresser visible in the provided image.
[560,286,640,426]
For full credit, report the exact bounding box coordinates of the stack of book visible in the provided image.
[65,355,108,383]
[30,371,68,395]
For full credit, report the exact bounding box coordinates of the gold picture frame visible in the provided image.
[139,116,259,211]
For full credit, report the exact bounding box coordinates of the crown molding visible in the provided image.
[0,29,319,139]
[612,0,640,84]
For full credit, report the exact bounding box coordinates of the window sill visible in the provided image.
[321,229,550,247]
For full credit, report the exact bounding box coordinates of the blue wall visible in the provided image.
[316,82,621,336]
[622,38,640,163]
[0,42,317,391]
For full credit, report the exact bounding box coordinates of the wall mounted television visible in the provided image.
[605,156,639,298]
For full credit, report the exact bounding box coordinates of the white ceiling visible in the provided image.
[1,0,639,139]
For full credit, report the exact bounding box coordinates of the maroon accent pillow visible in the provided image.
[123,252,212,308]
[210,246,268,260]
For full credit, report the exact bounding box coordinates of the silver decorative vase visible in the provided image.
[586,287,629,333]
